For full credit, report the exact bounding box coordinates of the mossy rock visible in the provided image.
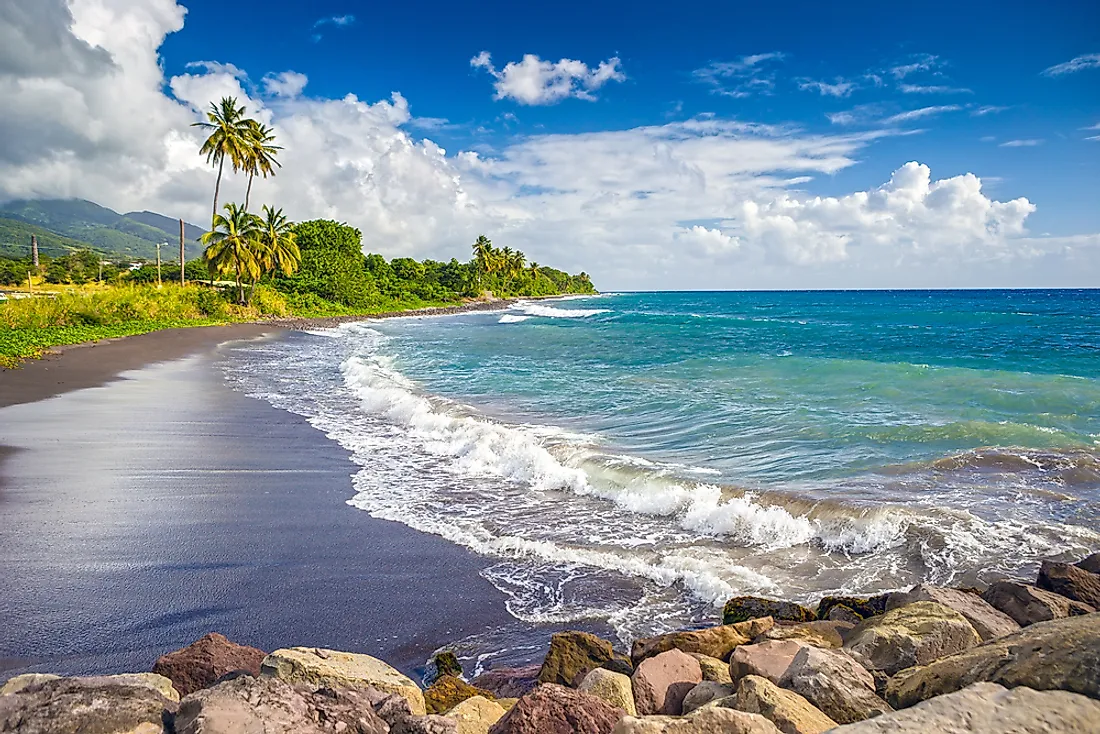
[723,597,815,625]
[423,674,495,714]
[537,631,618,687]
[815,594,889,621]
[430,651,463,683]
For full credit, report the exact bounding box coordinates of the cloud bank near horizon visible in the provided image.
[0,0,1096,290]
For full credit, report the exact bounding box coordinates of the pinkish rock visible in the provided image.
[471,666,541,699]
[631,649,703,716]
[488,683,623,734]
[729,640,807,684]
[153,633,267,697]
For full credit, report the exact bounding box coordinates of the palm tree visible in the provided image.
[511,249,526,278]
[202,203,262,304]
[501,247,514,277]
[193,97,254,224]
[243,123,282,211]
[471,235,494,288]
[256,205,300,276]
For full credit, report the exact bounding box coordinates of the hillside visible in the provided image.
[0,199,206,261]
[0,218,107,260]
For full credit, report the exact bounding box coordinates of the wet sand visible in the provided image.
[0,332,520,680]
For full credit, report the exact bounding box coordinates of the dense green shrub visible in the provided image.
[274,220,376,307]
[0,257,31,286]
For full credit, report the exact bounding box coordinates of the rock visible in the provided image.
[432,651,465,683]
[261,646,426,715]
[632,648,703,715]
[729,640,807,684]
[631,618,774,666]
[825,605,862,624]
[471,666,540,699]
[0,674,60,695]
[681,681,735,714]
[981,581,1095,626]
[688,654,732,683]
[1077,552,1100,574]
[780,645,893,724]
[829,682,1100,733]
[599,658,635,678]
[886,584,1019,641]
[843,601,981,675]
[487,683,623,734]
[885,612,1100,708]
[448,695,507,734]
[152,632,267,697]
[0,675,177,734]
[724,598,815,625]
[174,674,389,734]
[426,675,496,714]
[815,595,888,622]
[376,692,459,734]
[1038,560,1100,609]
[755,620,852,649]
[538,631,618,687]
[732,675,837,734]
[612,706,782,733]
[578,668,636,715]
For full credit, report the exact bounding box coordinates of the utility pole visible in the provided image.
[156,242,164,287]
[31,235,39,268]
[179,219,186,286]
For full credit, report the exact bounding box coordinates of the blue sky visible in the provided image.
[3,0,1099,288]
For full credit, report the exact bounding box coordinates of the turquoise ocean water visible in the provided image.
[225,290,1100,648]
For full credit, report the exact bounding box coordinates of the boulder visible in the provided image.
[981,581,1094,626]
[631,649,703,715]
[815,595,888,622]
[0,674,60,696]
[448,695,507,734]
[825,605,862,624]
[688,654,732,683]
[538,631,618,687]
[153,632,266,697]
[729,640,807,684]
[843,601,981,675]
[487,683,623,734]
[471,666,540,699]
[0,675,177,734]
[681,681,735,714]
[173,674,389,734]
[376,692,459,734]
[755,620,852,649]
[885,612,1100,708]
[1077,552,1100,574]
[724,598,814,625]
[631,618,774,666]
[828,682,1100,733]
[426,675,496,714]
[780,645,893,724]
[431,651,465,683]
[612,706,782,733]
[1038,561,1100,609]
[886,585,1019,641]
[578,668,636,715]
[732,675,837,734]
[261,646,426,715]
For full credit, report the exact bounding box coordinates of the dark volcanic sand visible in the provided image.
[0,335,520,680]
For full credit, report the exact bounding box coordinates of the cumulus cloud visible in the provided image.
[470,51,624,105]
[1042,53,1100,76]
[694,53,784,97]
[0,0,1093,289]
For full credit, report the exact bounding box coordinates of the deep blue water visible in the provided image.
[226,290,1100,647]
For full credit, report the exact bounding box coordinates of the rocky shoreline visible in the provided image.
[3,555,1100,733]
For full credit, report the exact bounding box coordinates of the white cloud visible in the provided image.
[470,52,624,105]
[888,54,942,79]
[1,0,1094,290]
[999,139,1043,147]
[262,70,308,98]
[313,14,354,28]
[797,78,856,97]
[972,105,1009,116]
[1042,53,1100,76]
[899,84,972,94]
[694,53,784,97]
[881,105,963,125]
[1087,136,1100,142]
[1081,122,1100,130]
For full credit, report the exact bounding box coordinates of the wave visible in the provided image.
[518,303,611,319]
[499,314,531,324]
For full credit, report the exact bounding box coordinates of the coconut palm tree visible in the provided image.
[243,123,282,211]
[471,235,494,288]
[202,203,262,304]
[256,205,300,276]
[193,97,254,224]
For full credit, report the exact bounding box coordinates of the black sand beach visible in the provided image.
[0,330,520,680]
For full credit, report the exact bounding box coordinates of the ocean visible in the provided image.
[222,290,1100,661]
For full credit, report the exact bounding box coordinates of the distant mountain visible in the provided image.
[0,199,206,261]
[0,218,103,260]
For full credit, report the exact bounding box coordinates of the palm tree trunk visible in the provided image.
[234,253,243,305]
[212,157,225,224]
[245,172,254,211]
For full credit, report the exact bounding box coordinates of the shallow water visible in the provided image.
[222,290,1100,654]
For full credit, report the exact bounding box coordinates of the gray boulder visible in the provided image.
[779,645,893,724]
[886,584,1019,641]
[830,682,1100,733]
[843,601,980,675]
[680,681,735,714]
[1076,553,1100,574]
[1038,561,1100,609]
[981,581,1095,626]
[0,675,176,734]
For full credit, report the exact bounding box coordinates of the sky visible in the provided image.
[1,0,1098,289]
